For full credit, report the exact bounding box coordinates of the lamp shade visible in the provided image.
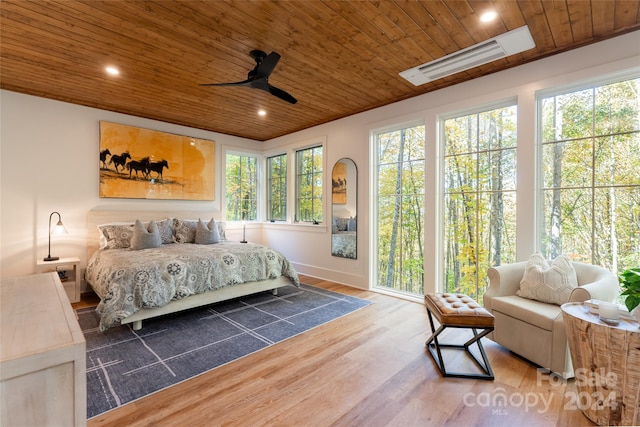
[51,218,67,235]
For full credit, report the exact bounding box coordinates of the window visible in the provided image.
[374,124,425,296]
[296,146,323,223]
[225,153,258,221]
[442,104,518,301]
[267,153,287,221]
[539,76,640,271]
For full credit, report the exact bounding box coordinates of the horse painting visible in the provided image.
[100,149,111,169]
[109,152,131,173]
[127,157,150,179]
[148,160,169,179]
[99,121,215,200]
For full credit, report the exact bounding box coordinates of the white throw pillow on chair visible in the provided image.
[517,252,578,305]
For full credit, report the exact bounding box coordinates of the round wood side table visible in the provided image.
[561,302,639,426]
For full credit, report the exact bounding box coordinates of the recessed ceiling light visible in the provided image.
[258,109,267,117]
[480,11,498,23]
[105,66,120,76]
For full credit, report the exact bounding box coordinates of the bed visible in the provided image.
[331,216,356,259]
[86,208,299,331]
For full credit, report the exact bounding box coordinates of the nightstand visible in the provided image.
[36,257,81,303]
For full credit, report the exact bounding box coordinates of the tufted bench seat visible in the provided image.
[424,293,495,380]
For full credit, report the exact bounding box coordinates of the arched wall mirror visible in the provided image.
[331,158,357,259]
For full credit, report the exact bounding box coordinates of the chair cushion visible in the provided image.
[425,293,494,328]
[517,253,578,305]
[490,295,561,331]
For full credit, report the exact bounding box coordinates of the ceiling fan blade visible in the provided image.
[200,50,296,104]
[254,52,280,79]
[267,84,298,104]
[200,79,252,87]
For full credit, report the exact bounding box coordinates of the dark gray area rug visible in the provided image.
[77,284,371,419]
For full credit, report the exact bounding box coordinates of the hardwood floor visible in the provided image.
[76,275,595,427]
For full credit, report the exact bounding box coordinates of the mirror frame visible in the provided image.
[331,158,357,259]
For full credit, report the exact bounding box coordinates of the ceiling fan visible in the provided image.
[201,50,297,104]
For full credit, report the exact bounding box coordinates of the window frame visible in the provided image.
[266,152,287,222]
[224,149,261,222]
[295,144,324,224]
[534,71,640,269]
[370,120,426,298]
[439,99,519,301]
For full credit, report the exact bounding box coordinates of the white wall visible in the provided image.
[0,95,258,286]
[1,32,638,293]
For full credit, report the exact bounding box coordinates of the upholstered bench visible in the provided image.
[424,293,495,380]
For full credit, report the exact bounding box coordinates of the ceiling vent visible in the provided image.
[399,25,536,86]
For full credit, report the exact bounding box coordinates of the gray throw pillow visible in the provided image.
[130,219,162,250]
[195,218,221,244]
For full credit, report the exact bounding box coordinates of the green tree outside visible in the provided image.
[376,125,425,295]
[443,105,518,301]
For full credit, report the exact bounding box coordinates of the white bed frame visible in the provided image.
[87,207,295,330]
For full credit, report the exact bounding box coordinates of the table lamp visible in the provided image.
[44,211,66,261]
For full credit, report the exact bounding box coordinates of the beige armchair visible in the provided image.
[483,261,619,378]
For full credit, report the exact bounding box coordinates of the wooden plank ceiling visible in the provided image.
[1,1,639,141]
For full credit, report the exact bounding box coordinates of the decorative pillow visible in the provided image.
[98,219,173,248]
[216,221,227,241]
[155,218,174,244]
[334,217,349,232]
[172,219,197,243]
[98,223,134,249]
[348,216,357,232]
[195,218,221,244]
[130,219,162,250]
[517,252,578,305]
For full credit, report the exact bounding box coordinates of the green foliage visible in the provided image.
[296,146,323,222]
[376,125,425,294]
[226,154,257,221]
[267,154,287,220]
[540,77,640,270]
[443,105,518,301]
[619,268,640,312]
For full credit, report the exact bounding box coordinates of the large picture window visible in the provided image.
[296,146,323,223]
[225,153,258,221]
[374,124,425,296]
[539,76,640,271]
[442,104,517,301]
[267,153,287,221]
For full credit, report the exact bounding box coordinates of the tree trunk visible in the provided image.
[491,114,504,266]
[550,103,563,258]
[386,129,405,289]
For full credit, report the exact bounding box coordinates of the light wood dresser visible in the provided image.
[1,272,86,426]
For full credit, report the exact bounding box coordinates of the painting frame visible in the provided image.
[99,121,215,201]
